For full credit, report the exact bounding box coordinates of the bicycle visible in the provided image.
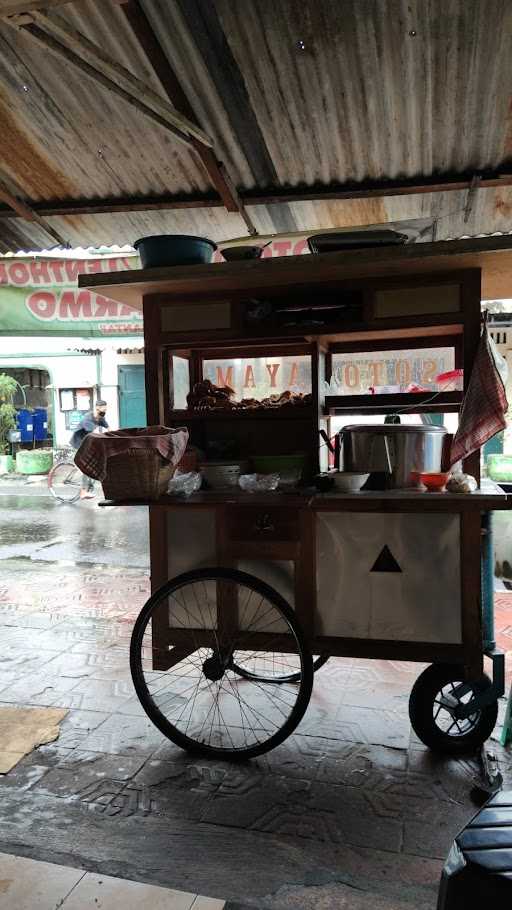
[47,446,95,503]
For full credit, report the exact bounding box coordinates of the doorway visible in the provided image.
[118,365,147,428]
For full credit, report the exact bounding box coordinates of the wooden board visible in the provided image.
[99,482,510,513]
[79,235,512,309]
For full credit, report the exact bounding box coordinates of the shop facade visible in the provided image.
[0,253,144,446]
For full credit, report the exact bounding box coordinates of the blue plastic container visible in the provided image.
[16,409,34,443]
[33,407,48,441]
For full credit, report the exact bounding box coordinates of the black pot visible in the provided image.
[221,245,266,262]
[307,230,408,254]
[134,234,217,269]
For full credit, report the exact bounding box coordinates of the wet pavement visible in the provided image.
[0,488,148,567]
[0,487,512,909]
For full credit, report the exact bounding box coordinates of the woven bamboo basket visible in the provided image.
[102,448,177,501]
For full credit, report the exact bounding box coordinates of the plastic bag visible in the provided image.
[239,473,279,493]
[446,472,478,494]
[168,471,202,496]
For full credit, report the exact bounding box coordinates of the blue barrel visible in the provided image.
[33,407,48,441]
[16,409,34,443]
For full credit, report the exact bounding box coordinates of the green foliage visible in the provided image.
[0,374,17,454]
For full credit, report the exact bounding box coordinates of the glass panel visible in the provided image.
[202,354,312,402]
[331,347,456,395]
[172,356,190,409]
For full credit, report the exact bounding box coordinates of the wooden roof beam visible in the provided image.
[6,11,212,149]
[0,0,74,16]
[0,170,510,220]
[0,172,67,246]
[118,0,257,235]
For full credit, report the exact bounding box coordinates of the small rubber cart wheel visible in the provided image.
[409,663,498,755]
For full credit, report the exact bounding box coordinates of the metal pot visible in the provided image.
[339,424,447,489]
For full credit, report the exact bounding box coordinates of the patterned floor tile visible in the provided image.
[0,538,511,906]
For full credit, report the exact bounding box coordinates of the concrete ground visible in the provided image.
[0,480,511,909]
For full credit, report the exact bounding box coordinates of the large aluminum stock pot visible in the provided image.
[339,424,447,489]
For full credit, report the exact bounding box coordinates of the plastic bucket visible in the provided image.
[15,449,53,475]
[487,454,512,483]
[0,455,14,474]
[134,235,217,269]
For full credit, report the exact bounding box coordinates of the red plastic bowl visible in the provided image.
[420,472,450,492]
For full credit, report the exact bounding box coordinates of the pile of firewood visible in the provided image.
[186,379,312,411]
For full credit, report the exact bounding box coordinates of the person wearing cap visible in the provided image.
[70,400,109,499]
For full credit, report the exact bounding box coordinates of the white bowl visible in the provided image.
[332,471,370,493]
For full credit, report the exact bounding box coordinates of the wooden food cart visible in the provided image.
[83,237,512,760]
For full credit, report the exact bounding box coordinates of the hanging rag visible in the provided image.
[449,323,508,468]
[74,426,188,480]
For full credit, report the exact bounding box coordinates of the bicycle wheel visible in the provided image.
[48,461,82,503]
[130,567,313,759]
[232,652,329,683]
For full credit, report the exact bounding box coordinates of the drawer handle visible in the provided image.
[254,513,275,533]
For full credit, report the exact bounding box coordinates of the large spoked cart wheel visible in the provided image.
[130,567,314,760]
[232,652,329,683]
[409,663,499,755]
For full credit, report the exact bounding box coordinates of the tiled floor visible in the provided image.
[0,852,224,909]
[0,555,511,909]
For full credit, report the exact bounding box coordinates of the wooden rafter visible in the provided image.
[6,12,212,149]
[464,175,482,224]
[0,0,73,15]
[0,173,66,246]
[0,170,510,220]
[118,0,257,236]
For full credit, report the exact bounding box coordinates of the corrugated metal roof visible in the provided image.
[0,0,511,250]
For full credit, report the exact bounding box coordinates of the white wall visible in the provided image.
[0,335,144,445]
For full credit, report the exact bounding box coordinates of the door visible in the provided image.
[118,366,147,428]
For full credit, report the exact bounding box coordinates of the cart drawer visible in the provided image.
[226,506,300,542]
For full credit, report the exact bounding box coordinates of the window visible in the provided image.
[171,356,190,410]
[330,346,456,395]
[201,354,312,402]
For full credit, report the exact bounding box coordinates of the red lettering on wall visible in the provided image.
[216,366,234,388]
[48,261,65,282]
[29,261,51,284]
[244,365,255,388]
[266,363,280,387]
[85,259,103,274]
[26,291,56,319]
[293,239,308,255]
[0,263,7,285]
[9,263,30,285]
[64,261,82,282]
[273,241,292,257]
[59,290,93,319]
[92,295,119,317]
[119,303,139,317]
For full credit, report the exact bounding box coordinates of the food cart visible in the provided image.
[82,237,512,760]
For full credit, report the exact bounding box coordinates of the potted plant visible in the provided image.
[0,373,17,474]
